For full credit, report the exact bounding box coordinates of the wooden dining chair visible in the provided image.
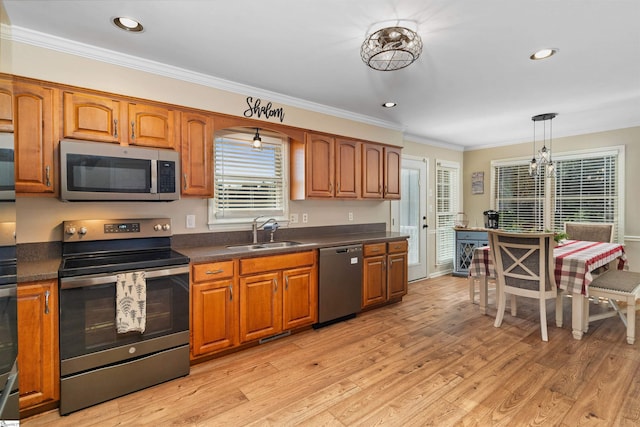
[564,222,614,243]
[489,230,563,341]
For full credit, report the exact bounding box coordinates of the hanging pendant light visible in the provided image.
[529,113,558,179]
[252,128,262,151]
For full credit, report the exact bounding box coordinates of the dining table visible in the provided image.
[468,239,628,340]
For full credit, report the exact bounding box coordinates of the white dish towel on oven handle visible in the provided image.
[116,271,146,334]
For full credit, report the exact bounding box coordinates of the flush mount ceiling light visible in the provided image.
[113,17,144,32]
[529,112,558,178]
[252,128,263,151]
[361,26,423,71]
[382,102,397,108]
[530,48,558,60]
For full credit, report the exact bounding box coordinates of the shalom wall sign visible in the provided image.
[243,97,286,123]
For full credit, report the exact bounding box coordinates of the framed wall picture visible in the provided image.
[472,171,484,195]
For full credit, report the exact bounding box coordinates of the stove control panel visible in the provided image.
[62,218,173,242]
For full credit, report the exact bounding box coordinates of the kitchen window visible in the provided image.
[491,146,624,241]
[435,160,460,265]
[208,129,288,229]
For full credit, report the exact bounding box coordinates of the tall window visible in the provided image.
[492,147,624,241]
[208,129,288,226]
[436,160,459,265]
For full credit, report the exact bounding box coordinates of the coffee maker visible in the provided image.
[483,210,499,229]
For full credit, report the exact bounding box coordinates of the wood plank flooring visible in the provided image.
[23,275,640,426]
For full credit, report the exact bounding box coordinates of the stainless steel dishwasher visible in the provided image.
[315,244,363,327]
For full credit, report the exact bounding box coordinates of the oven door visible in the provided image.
[59,266,189,377]
[0,283,18,421]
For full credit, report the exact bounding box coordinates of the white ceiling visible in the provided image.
[2,0,640,150]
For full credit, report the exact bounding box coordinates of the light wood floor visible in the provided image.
[23,275,640,426]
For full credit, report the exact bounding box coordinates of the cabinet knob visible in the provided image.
[113,119,118,138]
[131,121,135,139]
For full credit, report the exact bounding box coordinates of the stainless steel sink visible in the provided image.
[226,241,303,251]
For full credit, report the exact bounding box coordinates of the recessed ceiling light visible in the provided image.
[113,17,144,32]
[382,102,397,108]
[530,48,558,60]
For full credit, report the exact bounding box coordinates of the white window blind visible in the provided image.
[552,153,619,241]
[436,161,459,265]
[492,147,624,242]
[494,162,545,231]
[212,131,285,219]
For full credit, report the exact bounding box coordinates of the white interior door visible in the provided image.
[391,156,428,281]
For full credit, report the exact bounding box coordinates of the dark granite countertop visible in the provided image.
[179,231,408,264]
[17,224,408,282]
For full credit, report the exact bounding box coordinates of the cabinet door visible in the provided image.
[239,272,282,342]
[282,266,317,329]
[0,78,13,132]
[305,133,334,198]
[62,91,122,143]
[362,255,386,308]
[181,112,213,197]
[387,252,408,299]
[384,146,401,199]
[128,103,177,149]
[13,82,56,194]
[335,138,361,198]
[362,143,383,198]
[17,280,59,412]
[192,279,238,356]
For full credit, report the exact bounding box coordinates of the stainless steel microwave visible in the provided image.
[0,133,15,201]
[60,139,180,201]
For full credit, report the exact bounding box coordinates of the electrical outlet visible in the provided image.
[348,212,353,221]
[186,215,196,228]
[302,213,308,223]
[290,213,298,224]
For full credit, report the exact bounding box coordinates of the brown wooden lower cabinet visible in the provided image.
[190,251,317,358]
[17,280,59,416]
[239,251,317,343]
[362,240,408,309]
[190,260,238,358]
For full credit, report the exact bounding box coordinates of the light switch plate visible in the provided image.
[186,215,196,228]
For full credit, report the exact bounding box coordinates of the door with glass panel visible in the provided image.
[392,157,427,281]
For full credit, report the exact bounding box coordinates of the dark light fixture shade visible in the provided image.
[361,26,423,71]
[252,128,262,150]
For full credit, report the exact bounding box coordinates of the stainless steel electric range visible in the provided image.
[58,218,190,415]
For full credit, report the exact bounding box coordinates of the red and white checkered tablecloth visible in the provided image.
[468,240,627,296]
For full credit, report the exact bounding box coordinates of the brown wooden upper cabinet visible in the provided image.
[291,133,362,200]
[305,132,335,198]
[362,142,383,198]
[384,146,401,199]
[62,90,178,149]
[180,111,213,197]
[0,78,13,132]
[13,82,57,194]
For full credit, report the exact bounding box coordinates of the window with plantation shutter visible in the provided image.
[436,160,459,265]
[491,146,624,242]
[209,129,288,224]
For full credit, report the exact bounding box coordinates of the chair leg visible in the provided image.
[510,295,517,316]
[555,293,563,327]
[494,287,506,328]
[468,276,475,304]
[539,298,549,342]
[626,295,636,345]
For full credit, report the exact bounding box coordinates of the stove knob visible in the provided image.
[65,227,76,235]
[78,227,88,235]
[154,224,162,231]
[162,223,171,231]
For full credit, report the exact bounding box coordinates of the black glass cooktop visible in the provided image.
[59,249,189,278]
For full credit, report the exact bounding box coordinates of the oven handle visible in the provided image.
[60,266,189,289]
[0,285,16,298]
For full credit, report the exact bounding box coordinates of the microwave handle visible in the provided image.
[150,160,158,194]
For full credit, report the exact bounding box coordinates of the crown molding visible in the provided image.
[2,25,403,132]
